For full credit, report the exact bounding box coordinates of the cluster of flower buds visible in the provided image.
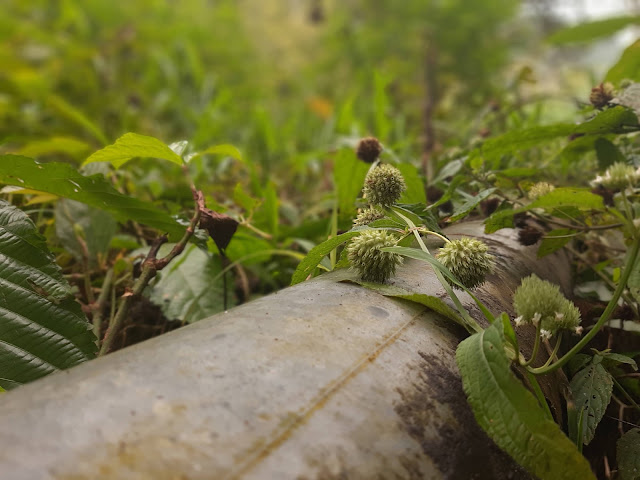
[591,162,640,191]
[347,229,403,283]
[513,274,582,337]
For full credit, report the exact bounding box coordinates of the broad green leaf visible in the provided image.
[291,231,362,285]
[595,138,626,169]
[568,362,613,445]
[0,200,96,390]
[537,229,576,258]
[617,428,640,480]
[456,322,595,480]
[548,16,640,45]
[55,199,117,267]
[333,148,369,221]
[448,188,496,222]
[479,107,638,159]
[484,208,516,233]
[0,155,185,239]
[607,39,640,84]
[83,133,183,168]
[396,163,426,204]
[148,244,229,324]
[343,280,465,328]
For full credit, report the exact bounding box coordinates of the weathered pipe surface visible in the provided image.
[0,221,570,480]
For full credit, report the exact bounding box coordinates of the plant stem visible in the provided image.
[520,321,542,367]
[529,236,640,375]
[91,268,113,341]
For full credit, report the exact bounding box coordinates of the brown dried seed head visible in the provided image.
[356,137,383,163]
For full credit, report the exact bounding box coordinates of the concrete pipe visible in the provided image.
[0,221,570,480]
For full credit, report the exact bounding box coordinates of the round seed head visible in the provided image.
[363,164,406,207]
[347,230,403,283]
[356,137,383,164]
[437,237,494,289]
[353,207,385,227]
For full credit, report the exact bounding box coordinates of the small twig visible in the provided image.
[99,189,203,356]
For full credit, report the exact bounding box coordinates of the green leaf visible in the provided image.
[396,163,426,204]
[484,208,516,233]
[537,229,576,258]
[525,187,604,210]
[0,155,185,239]
[189,143,243,163]
[0,200,96,390]
[548,16,640,45]
[17,136,92,160]
[595,138,626,169]
[55,199,117,267]
[448,188,496,222]
[343,280,465,328]
[568,362,613,445]
[82,133,183,168]
[607,39,640,84]
[333,148,369,220]
[617,428,640,480]
[456,322,596,480]
[148,244,229,324]
[599,352,638,371]
[291,231,362,285]
[381,246,463,289]
[47,95,109,146]
[479,107,638,159]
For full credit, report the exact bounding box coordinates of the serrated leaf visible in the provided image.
[448,188,496,222]
[484,208,516,233]
[291,231,362,285]
[82,133,183,168]
[456,322,596,480]
[55,199,117,267]
[617,428,640,480]
[334,148,369,221]
[342,280,465,328]
[537,229,576,258]
[548,16,640,45]
[148,244,229,323]
[478,107,638,159]
[595,137,626,169]
[568,362,613,445]
[0,155,184,239]
[607,39,640,84]
[599,352,638,370]
[530,188,604,210]
[0,200,96,390]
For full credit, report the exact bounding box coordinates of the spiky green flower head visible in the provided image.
[513,274,582,335]
[528,182,555,200]
[591,162,640,191]
[347,229,403,283]
[363,164,406,207]
[437,237,494,289]
[353,207,385,227]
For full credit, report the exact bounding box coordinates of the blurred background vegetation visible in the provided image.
[0,0,638,344]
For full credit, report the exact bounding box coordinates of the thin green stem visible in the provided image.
[91,268,113,342]
[539,332,563,369]
[529,237,640,375]
[417,228,450,244]
[520,321,542,367]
